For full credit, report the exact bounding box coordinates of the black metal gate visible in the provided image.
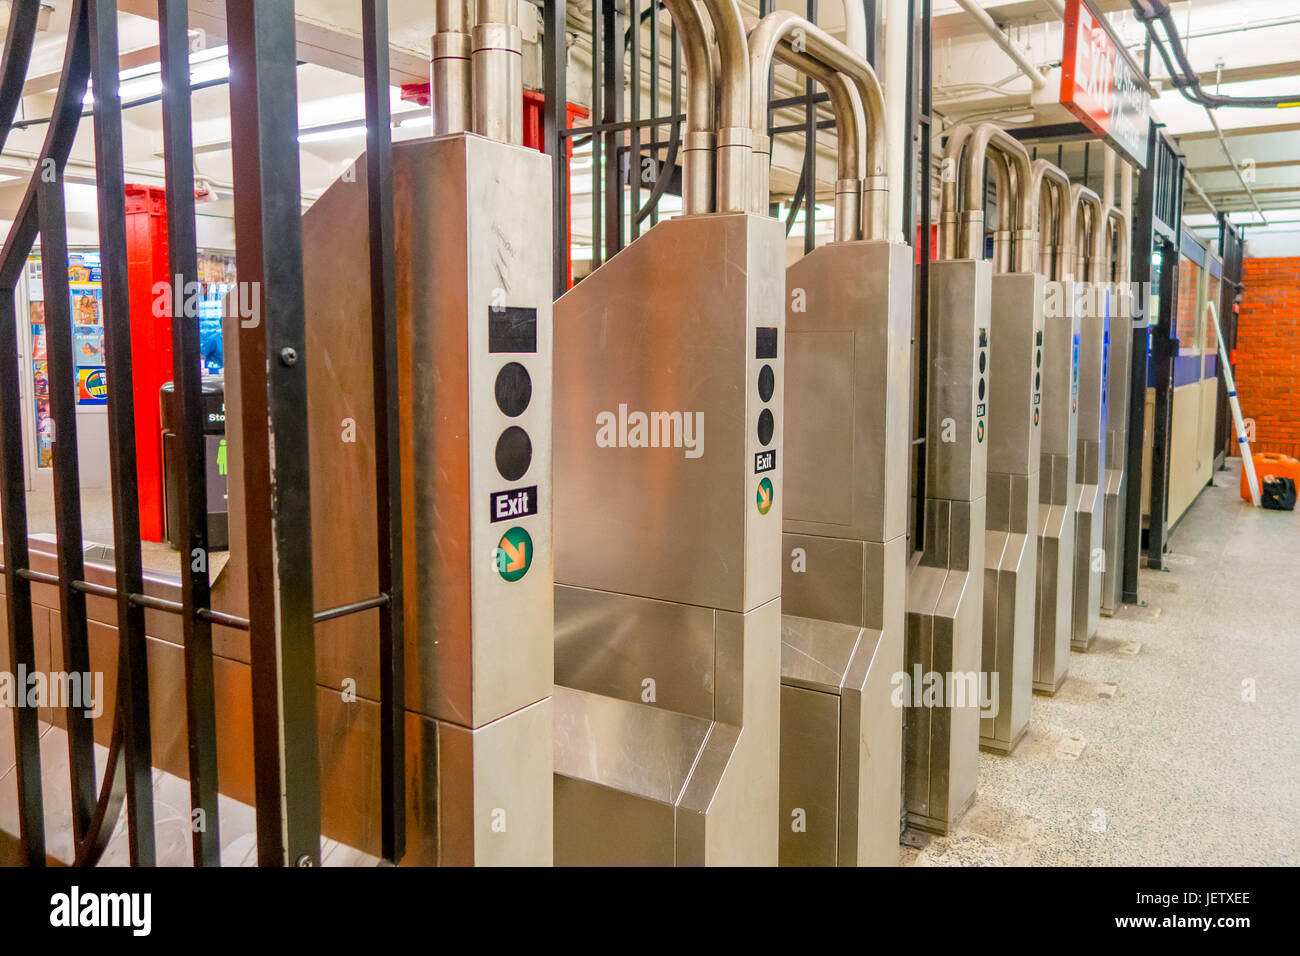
[0,0,405,867]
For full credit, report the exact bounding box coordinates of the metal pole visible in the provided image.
[225,0,321,867]
[361,0,406,864]
[543,0,568,298]
[158,0,221,866]
[87,0,157,866]
[0,0,49,869]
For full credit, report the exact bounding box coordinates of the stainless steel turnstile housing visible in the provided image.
[905,257,989,833]
[780,240,912,865]
[551,212,784,865]
[297,130,556,864]
[1033,264,1080,694]
[981,270,1043,752]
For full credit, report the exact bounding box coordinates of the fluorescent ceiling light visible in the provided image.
[84,43,231,104]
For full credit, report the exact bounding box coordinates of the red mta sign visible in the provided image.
[1060,0,1150,167]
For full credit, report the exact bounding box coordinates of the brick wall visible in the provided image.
[1175,257,1201,346]
[1234,257,1300,459]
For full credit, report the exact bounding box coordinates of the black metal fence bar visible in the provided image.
[1,0,137,871]
[15,1,105,862]
[157,0,221,868]
[87,0,157,867]
[603,1,624,257]
[361,0,406,865]
[0,0,46,868]
[225,0,321,868]
[0,284,44,866]
[0,0,405,868]
[543,0,568,299]
[590,3,604,268]
[38,157,100,854]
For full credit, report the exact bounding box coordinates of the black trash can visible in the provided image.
[161,377,229,551]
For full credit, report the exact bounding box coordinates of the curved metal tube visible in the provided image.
[938,124,971,260]
[1106,206,1131,322]
[699,0,752,212]
[1027,158,1071,279]
[774,44,864,243]
[747,11,889,237]
[960,123,1034,267]
[663,0,716,214]
[1106,207,1130,284]
[1072,184,1104,282]
[990,149,1016,272]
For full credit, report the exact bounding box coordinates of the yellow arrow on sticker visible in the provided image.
[756,477,774,515]
[501,537,527,572]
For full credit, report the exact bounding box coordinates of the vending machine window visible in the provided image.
[25,251,109,477]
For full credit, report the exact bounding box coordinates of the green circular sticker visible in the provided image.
[495,526,533,582]
[977,419,985,443]
[756,477,774,515]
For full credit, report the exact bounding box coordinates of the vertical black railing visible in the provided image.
[361,0,407,865]
[37,17,100,863]
[544,0,570,299]
[0,0,48,867]
[226,0,321,868]
[87,0,157,866]
[0,0,405,869]
[157,0,221,867]
[906,0,933,554]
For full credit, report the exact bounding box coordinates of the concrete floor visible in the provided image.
[903,459,1300,866]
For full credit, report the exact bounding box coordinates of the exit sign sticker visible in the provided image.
[490,485,539,523]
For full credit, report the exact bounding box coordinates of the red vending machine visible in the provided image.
[124,184,172,541]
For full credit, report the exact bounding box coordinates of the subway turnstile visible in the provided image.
[551,0,782,866]
[1101,209,1132,615]
[290,0,554,864]
[1031,166,1082,695]
[752,13,912,865]
[964,127,1042,757]
[1071,188,1109,652]
[904,124,991,832]
[780,240,911,863]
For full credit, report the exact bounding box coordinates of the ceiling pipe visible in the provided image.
[1184,167,1217,216]
[838,0,868,57]
[1206,108,1268,226]
[952,0,1048,91]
